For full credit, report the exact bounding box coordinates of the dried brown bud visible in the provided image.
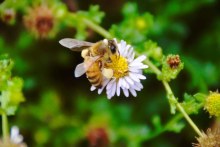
[193,128,220,147]
[167,55,180,69]
[1,9,16,24]
[87,128,109,147]
[23,5,54,38]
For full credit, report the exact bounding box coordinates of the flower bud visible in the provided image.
[1,8,16,25]
[193,128,220,147]
[167,55,181,69]
[205,91,220,117]
[159,54,184,81]
[23,5,56,38]
[87,127,109,147]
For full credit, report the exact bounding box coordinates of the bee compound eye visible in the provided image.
[110,45,116,54]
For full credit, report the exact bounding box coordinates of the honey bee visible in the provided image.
[59,38,119,88]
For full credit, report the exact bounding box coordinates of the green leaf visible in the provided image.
[194,93,207,103]
[110,2,153,46]
[181,93,204,115]
[152,115,162,131]
[166,121,185,133]
[143,40,163,62]
[77,5,105,24]
[74,5,105,39]
[122,2,138,17]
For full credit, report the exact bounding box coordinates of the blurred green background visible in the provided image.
[0,0,220,146]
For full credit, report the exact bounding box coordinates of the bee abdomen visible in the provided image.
[86,70,102,88]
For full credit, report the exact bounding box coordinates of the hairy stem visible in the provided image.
[145,58,203,137]
[1,92,9,142]
[2,113,9,142]
[176,103,203,136]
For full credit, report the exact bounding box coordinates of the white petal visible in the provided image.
[118,78,122,87]
[11,126,19,138]
[98,79,110,94]
[110,81,117,97]
[132,55,146,64]
[118,44,122,52]
[124,76,134,85]
[90,86,96,91]
[134,82,143,89]
[106,79,116,90]
[131,52,135,61]
[123,45,130,57]
[129,73,140,83]
[129,67,141,73]
[129,62,143,66]
[107,94,112,99]
[133,86,141,91]
[122,88,129,97]
[130,64,148,70]
[130,61,147,67]
[128,47,133,57]
[139,64,148,69]
[10,126,23,144]
[121,40,126,48]
[121,78,129,89]
[136,74,146,80]
[116,83,121,96]
[129,88,137,97]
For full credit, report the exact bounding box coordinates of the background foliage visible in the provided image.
[0,0,220,146]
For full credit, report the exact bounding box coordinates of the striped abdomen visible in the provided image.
[86,60,103,88]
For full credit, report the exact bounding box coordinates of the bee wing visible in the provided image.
[74,56,100,77]
[59,38,94,51]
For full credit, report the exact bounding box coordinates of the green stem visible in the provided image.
[2,113,9,142]
[145,58,203,137]
[82,18,112,39]
[144,58,161,75]
[1,92,9,143]
[176,103,203,137]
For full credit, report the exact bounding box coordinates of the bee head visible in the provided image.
[102,39,119,62]
[108,40,118,54]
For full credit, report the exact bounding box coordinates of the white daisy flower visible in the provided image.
[91,39,148,99]
[10,126,24,144]
[0,126,27,147]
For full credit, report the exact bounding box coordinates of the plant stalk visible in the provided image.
[145,58,203,137]
[83,18,112,39]
[2,113,9,142]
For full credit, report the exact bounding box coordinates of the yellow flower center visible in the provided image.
[105,55,128,79]
[205,92,220,117]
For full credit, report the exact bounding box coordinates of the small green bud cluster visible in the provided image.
[159,54,184,82]
[0,54,25,116]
